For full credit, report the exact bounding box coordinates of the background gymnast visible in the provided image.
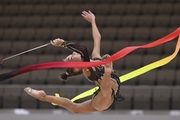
[25,10,124,114]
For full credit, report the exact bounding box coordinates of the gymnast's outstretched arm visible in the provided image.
[82,10,101,59]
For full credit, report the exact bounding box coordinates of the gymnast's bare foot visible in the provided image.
[103,55,112,75]
[24,87,46,101]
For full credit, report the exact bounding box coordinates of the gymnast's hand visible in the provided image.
[50,38,65,47]
[81,10,95,23]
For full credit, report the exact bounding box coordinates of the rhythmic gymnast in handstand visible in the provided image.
[25,10,124,113]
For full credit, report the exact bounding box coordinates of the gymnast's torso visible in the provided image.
[64,41,125,101]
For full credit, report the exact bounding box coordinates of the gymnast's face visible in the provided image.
[65,52,82,62]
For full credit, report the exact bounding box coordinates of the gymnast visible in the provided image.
[25,10,124,113]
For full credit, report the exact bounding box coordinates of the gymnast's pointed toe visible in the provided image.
[24,87,33,94]
[24,87,46,101]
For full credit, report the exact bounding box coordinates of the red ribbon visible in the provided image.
[4,27,180,78]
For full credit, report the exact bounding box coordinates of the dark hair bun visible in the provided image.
[59,72,70,80]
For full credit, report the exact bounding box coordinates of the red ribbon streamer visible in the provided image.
[3,27,180,78]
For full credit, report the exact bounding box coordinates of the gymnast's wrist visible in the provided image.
[59,41,67,48]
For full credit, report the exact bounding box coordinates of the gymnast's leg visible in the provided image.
[24,87,98,114]
[100,62,113,97]
[91,62,114,110]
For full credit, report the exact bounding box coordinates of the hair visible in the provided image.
[59,68,83,80]
[59,54,110,80]
[60,56,83,80]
